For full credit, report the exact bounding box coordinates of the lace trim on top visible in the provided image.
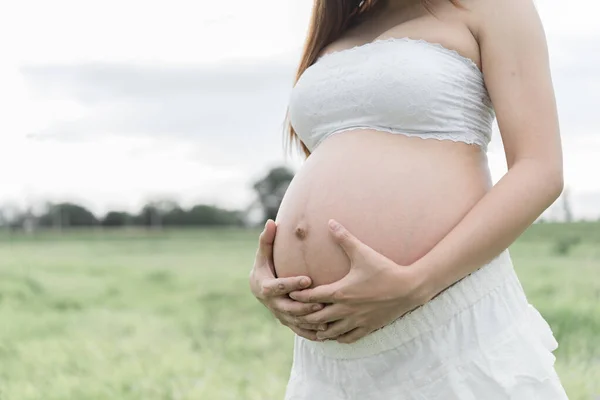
[312,125,489,151]
[315,37,482,74]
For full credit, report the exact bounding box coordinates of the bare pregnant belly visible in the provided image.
[272,130,493,287]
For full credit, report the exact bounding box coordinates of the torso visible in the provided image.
[273,1,491,287]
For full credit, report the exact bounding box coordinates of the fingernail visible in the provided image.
[328,219,341,231]
[319,325,327,331]
[312,304,322,311]
[300,278,310,288]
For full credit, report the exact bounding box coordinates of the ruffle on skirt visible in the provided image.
[285,250,569,399]
[391,304,566,400]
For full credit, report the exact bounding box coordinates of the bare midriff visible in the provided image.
[272,129,492,287]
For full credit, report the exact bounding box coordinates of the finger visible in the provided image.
[289,282,344,303]
[249,267,275,299]
[261,276,312,297]
[316,319,357,340]
[336,327,371,344]
[288,325,319,341]
[296,303,349,325]
[297,323,328,331]
[284,300,325,317]
[257,219,277,260]
[328,219,362,260]
[272,296,323,316]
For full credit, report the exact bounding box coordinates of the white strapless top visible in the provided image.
[288,37,496,152]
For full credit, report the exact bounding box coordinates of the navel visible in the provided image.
[294,223,308,240]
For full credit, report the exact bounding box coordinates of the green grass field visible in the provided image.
[0,223,598,399]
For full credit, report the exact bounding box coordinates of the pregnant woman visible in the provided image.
[249,0,569,398]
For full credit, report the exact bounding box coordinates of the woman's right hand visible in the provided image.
[249,219,327,341]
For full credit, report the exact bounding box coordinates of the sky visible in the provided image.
[1,0,599,220]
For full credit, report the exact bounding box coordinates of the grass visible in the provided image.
[0,223,598,399]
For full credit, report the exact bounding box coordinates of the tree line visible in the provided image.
[1,202,246,230]
[0,166,296,231]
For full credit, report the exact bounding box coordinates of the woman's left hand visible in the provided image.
[289,219,433,344]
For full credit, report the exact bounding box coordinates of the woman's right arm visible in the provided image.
[249,219,327,340]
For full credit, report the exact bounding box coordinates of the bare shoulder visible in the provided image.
[464,0,552,88]
[464,0,547,46]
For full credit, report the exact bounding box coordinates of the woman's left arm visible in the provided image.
[413,0,563,298]
[290,0,563,343]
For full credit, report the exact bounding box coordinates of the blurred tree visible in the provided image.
[38,203,98,228]
[102,211,131,227]
[187,204,243,226]
[162,205,189,226]
[252,166,295,223]
[135,204,162,228]
[135,199,182,228]
[132,200,242,227]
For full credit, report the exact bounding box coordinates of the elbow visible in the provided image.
[510,148,564,203]
[517,157,564,202]
[545,164,564,202]
[555,169,565,197]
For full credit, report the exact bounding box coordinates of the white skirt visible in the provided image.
[284,250,569,399]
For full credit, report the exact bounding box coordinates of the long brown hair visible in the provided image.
[283,0,461,159]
